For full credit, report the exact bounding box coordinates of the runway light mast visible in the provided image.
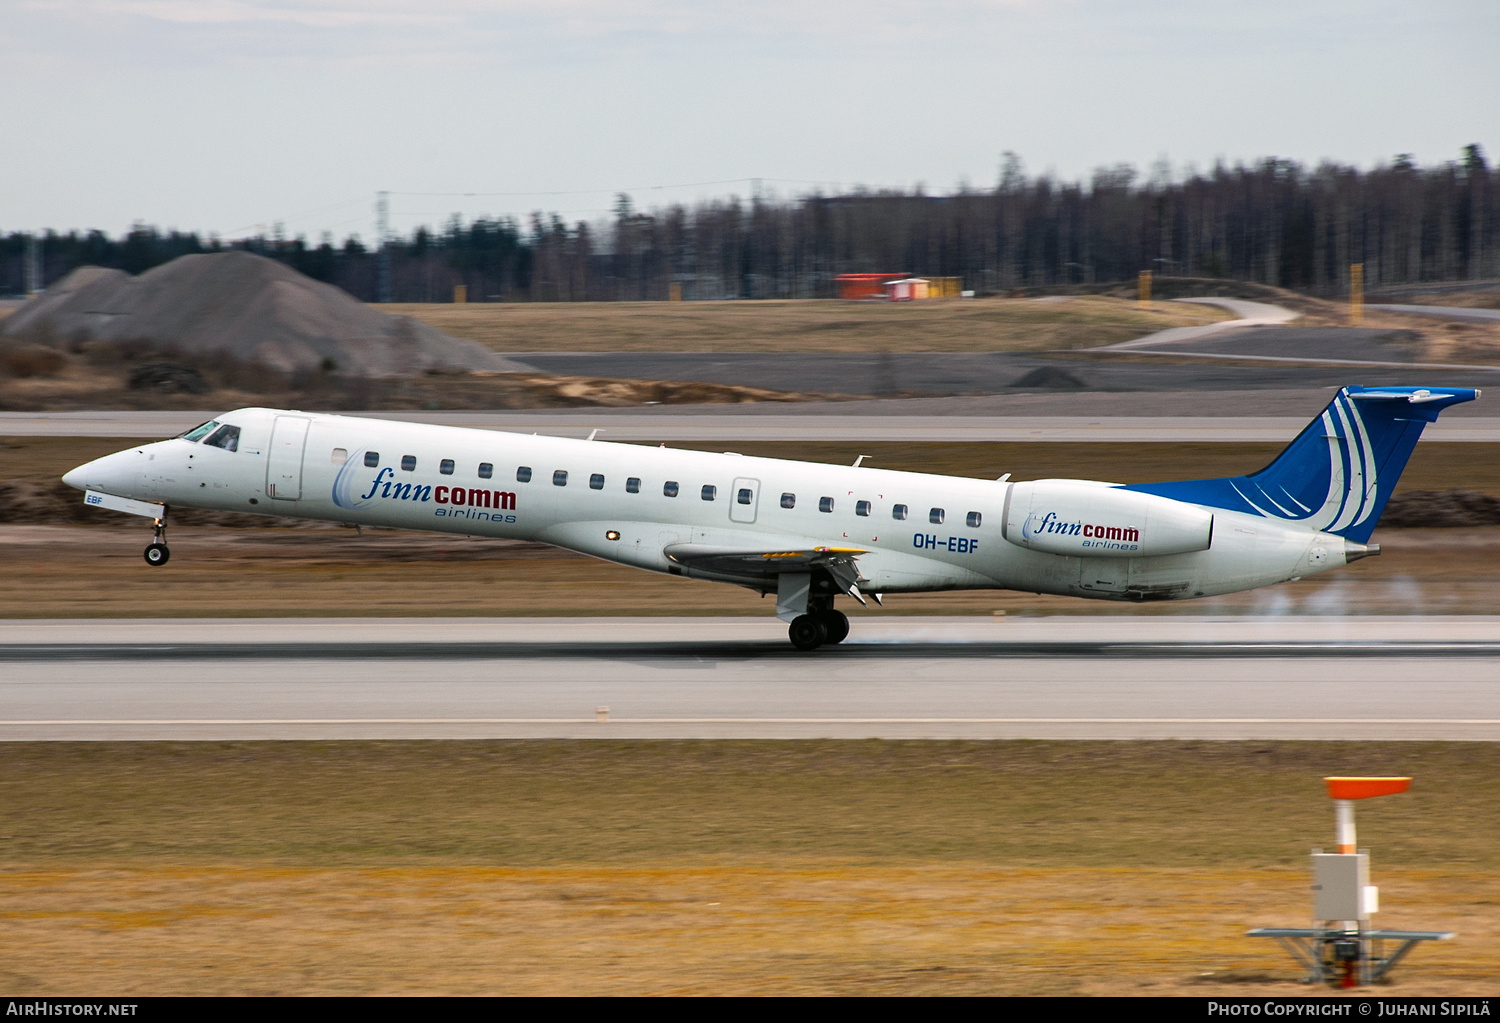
[1248,775,1454,987]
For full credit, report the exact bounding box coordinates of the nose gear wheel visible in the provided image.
[143,511,170,567]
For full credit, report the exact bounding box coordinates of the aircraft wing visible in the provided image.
[662,542,874,602]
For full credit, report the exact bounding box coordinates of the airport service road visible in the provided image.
[2,617,1499,742]
[1371,304,1500,325]
[5,411,1500,442]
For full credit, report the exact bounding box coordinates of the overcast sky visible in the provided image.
[4,0,1496,241]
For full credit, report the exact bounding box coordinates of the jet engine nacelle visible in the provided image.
[1001,479,1214,559]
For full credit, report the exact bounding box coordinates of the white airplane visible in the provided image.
[62,385,1477,649]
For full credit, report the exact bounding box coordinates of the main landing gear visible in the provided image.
[788,609,849,651]
[143,512,170,567]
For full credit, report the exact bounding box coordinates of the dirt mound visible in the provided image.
[1009,366,1087,390]
[1380,490,1500,528]
[1,252,531,378]
[129,362,210,394]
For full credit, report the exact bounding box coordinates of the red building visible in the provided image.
[833,273,909,300]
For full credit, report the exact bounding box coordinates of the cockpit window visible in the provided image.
[203,424,241,452]
[180,420,219,442]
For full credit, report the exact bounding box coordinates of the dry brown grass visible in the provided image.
[3,864,1495,995]
[1,740,1497,995]
[3,524,1499,619]
[384,295,1232,354]
[0,362,841,413]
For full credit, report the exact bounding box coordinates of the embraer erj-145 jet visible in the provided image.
[63,385,1476,650]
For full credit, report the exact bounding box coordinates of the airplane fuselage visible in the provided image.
[64,406,1347,609]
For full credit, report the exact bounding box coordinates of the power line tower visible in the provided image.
[375,191,392,303]
[24,234,43,297]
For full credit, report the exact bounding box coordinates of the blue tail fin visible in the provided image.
[1124,386,1480,543]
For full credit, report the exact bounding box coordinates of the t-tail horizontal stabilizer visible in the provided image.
[1124,386,1480,543]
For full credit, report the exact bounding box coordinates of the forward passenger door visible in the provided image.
[266,416,311,500]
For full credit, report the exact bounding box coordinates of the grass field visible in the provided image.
[1,740,1495,995]
[9,523,1499,618]
[385,295,1233,354]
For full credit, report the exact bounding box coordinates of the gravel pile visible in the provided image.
[1,251,531,378]
[1379,490,1500,528]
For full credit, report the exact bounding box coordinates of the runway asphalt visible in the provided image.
[4,616,1497,741]
[6,409,1497,442]
[512,339,1500,397]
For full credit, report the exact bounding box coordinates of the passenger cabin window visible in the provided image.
[553,470,568,486]
[930,508,945,524]
[892,504,908,520]
[181,420,219,442]
[664,481,679,498]
[737,488,753,505]
[781,493,796,509]
[819,497,834,513]
[401,455,417,472]
[203,425,241,452]
[967,511,982,528]
[517,466,532,483]
[440,459,455,475]
[331,448,348,466]
[478,463,493,479]
[626,477,641,494]
[590,473,605,490]
[855,500,871,517]
[365,451,380,468]
[701,485,717,501]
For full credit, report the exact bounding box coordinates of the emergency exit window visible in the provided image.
[892,504,908,520]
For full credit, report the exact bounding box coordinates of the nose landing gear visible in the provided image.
[143,513,170,567]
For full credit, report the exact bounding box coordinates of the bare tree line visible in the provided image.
[4,147,1493,303]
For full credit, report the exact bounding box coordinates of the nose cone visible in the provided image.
[61,448,145,495]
